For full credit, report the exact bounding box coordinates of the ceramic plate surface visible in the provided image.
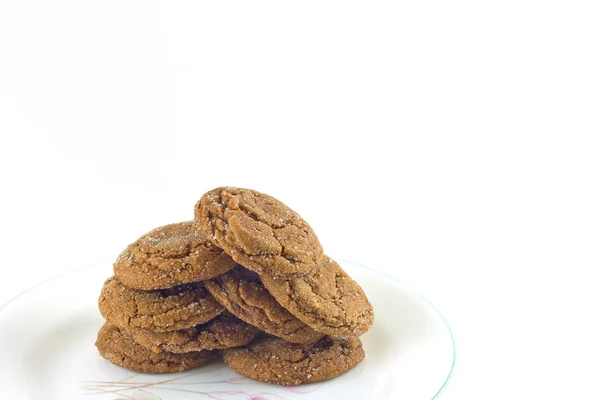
[0,260,454,399]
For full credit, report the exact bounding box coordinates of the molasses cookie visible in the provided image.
[95,322,217,373]
[114,221,236,290]
[223,335,365,385]
[204,266,324,344]
[99,276,224,332]
[261,256,374,338]
[195,187,323,278]
[125,312,261,354]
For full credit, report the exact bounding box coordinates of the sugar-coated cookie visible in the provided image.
[95,322,217,374]
[114,221,236,290]
[125,312,260,353]
[204,266,324,344]
[261,256,374,337]
[195,187,323,278]
[223,335,365,385]
[99,276,224,332]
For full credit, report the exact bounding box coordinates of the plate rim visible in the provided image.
[0,258,456,399]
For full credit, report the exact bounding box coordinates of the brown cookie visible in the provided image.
[125,312,261,354]
[223,335,365,385]
[114,221,236,290]
[99,276,224,332]
[204,266,324,344]
[260,256,374,338]
[95,322,217,374]
[195,187,323,278]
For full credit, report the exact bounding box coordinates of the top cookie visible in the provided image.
[195,187,323,278]
[114,221,236,290]
[261,256,374,338]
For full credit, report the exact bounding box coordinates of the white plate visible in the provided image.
[0,260,454,400]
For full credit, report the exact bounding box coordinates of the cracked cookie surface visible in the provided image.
[195,187,323,278]
[261,256,374,338]
[95,322,217,373]
[126,312,260,353]
[114,221,236,290]
[99,276,224,332]
[204,266,324,344]
[223,335,364,385]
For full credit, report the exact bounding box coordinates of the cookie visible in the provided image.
[204,266,324,344]
[260,256,374,338]
[95,322,217,373]
[99,276,224,332]
[223,335,365,385]
[114,221,236,290]
[195,187,323,278]
[125,312,261,354]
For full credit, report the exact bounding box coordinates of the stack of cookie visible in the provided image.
[95,221,260,373]
[96,187,374,385]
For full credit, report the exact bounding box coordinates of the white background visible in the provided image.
[1,1,599,398]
